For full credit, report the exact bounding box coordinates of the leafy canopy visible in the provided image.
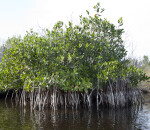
[0,3,149,92]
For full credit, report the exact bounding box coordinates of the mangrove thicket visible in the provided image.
[0,3,149,110]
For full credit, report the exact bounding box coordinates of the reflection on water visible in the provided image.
[136,105,150,130]
[0,96,150,130]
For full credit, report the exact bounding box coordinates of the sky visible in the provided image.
[0,0,150,59]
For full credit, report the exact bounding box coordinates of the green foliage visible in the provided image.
[127,65,149,87]
[0,3,148,92]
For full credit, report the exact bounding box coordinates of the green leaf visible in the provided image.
[86,10,89,15]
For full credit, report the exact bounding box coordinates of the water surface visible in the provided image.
[0,94,150,130]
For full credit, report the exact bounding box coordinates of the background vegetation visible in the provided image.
[129,55,150,90]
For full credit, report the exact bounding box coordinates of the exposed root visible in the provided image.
[8,79,143,111]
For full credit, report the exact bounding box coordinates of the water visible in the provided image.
[0,94,150,130]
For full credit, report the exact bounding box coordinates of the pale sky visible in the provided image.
[0,0,150,58]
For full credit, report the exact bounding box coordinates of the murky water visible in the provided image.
[0,94,150,130]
